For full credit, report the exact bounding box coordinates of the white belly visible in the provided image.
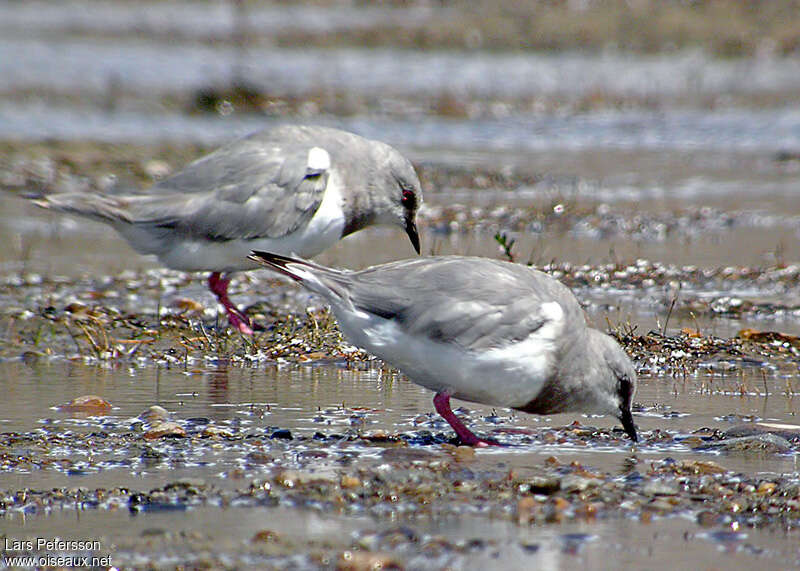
[335,309,558,408]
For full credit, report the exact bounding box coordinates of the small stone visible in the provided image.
[340,475,361,489]
[139,405,169,423]
[252,530,280,543]
[643,480,679,496]
[58,395,112,414]
[646,498,676,513]
[544,497,569,523]
[144,421,187,440]
[202,426,233,438]
[171,478,205,489]
[276,470,301,488]
[695,434,792,454]
[170,298,204,314]
[725,422,800,442]
[452,446,476,462]
[381,448,437,462]
[65,302,90,316]
[227,468,246,480]
[679,436,706,448]
[270,429,293,440]
[697,510,724,527]
[516,496,538,525]
[679,460,727,475]
[337,550,403,570]
[561,475,602,492]
[757,481,777,495]
[528,477,561,495]
[246,452,273,465]
[576,502,600,519]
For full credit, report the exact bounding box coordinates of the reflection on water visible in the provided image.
[2,505,795,569]
[1,358,797,477]
[1,356,798,566]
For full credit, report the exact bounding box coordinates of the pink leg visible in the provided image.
[207,272,254,335]
[433,393,498,447]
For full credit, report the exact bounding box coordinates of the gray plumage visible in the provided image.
[34,125,422,269]
[32,124,423,334]
[249,252,639,445]
[305,256,582,351]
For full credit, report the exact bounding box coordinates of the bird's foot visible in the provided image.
[209,272,254,335]
[227,310,254,336]
[433,393,503,448]
[456,433,503,448]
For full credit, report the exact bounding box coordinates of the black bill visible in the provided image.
[619,408,638,442]
[405,217,421,254]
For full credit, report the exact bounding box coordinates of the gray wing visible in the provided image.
[127,135,329,240]
[335,257,582,351]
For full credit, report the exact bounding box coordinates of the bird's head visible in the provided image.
[592,331,639,442]
[382,151,422,254]
[354,144,422,254]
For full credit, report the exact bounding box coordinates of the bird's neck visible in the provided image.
[340,173,380,238]
[341,209,377,238]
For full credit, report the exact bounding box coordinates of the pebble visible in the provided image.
[451,446,476,462]
[58,395,112,413]
[202,426,233,438]
[337,550,403,571]
[340,475,362,489]
[724,422,800,442]
[643,481,679,497]
[143,421,187,440]
[252,530,280,543]
[694,433,792,454]
[139,405,170,423]
[561,475,603,493]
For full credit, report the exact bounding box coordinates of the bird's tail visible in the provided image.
[32,193,133,224]
[248,251,348,304]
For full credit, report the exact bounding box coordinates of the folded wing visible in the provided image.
[334,258,583,352]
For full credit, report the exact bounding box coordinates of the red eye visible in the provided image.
[401,189,415,207]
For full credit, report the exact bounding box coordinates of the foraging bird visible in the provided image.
[248,252,638,446]
[33,125,423,334]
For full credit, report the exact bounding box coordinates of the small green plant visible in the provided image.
[494,232,516,263]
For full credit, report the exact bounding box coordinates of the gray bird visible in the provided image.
[33,125,422,334]
[248,252,639,446]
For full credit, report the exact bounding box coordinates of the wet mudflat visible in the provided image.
[2,1,800,569]
[4,156,800,568]
[3,144,800,570]
[2,239,800,568]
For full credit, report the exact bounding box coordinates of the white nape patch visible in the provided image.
[307,147,331,171]
[540,301,564,323]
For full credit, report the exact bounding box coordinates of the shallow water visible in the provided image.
[1,358,798,477]
[1,358,799,567]
[3,504,798,569]
[1,507,792,569]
